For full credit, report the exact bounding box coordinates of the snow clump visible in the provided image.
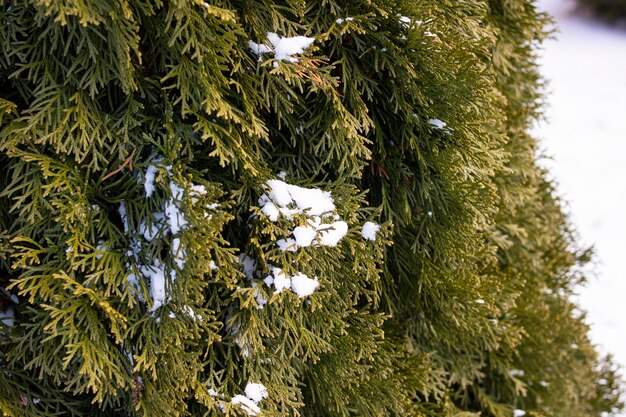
[231,395,260,416]
[361,221,380,241]
[238,257,321,307]
[249,32,315,62]
[428,118,447,130]
[258,179,349,251]
[244,382,268,404]
[290,273,320,298]
[211,382,267,416]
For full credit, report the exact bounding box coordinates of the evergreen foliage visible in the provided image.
[0,1,623,416]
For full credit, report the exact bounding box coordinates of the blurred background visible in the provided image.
[535,0,626,409]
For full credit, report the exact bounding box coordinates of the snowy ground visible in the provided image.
[535,0,626,403]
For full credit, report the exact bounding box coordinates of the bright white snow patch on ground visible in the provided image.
[361,221,380,241]
[249,32,315,62]
[536,0,626,410]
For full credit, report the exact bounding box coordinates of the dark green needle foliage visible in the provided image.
[0,1,623,416]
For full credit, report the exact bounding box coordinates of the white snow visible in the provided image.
[1,290,18,305]
[239,254,257,279]
[272,268,291,294]
[0,306,14,328]
[231,395,260,416]
[536,1,626,406]
[259,178,349,250]
[208,382,267,415]
[318,221,348,247]
[267,32,314,62]
[336,17,353,24]
[290,273,319,298]
[240,266,321,301]
[140,262,167,312]
[276,237,298,252]
[244,382,268,404]
[260,201,280,222]
[361,221,380,241]
[139,213,165,241]
[144,164,158,197]
[293,225,318,247]
[254,287,268,309]
[165,181,188,234]
[428,118,447,129]
[249,32,315,63]
[171,238,186,269]
[119,202,129,232]
[513,410,526,417]
[509,369,524,378]
[259,179,336,218]
[190,184,207,203]
[248,40,272,55]
[181,305,202,321]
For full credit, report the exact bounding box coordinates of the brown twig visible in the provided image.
[102,149,136,181]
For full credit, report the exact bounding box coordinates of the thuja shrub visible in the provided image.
[0,1,623,416]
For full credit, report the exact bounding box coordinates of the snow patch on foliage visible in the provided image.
[165,178,188,234]
[290,273,319,297]
[237,257,320,308]
[1,289,18,306]
[0,306,15,328]
[139,261,168,312]
[209,382,267,416]
[239,254,258,279]
[120,160,220,314]
[144,164,158,197]
[249,32,315,62]
[513,410,526,417]
[428,118,447,130]
[119,201,129,233]
[244,382,268,404]
[259,179,349,250]
[231,395,260,415]
[361,221,380,241]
